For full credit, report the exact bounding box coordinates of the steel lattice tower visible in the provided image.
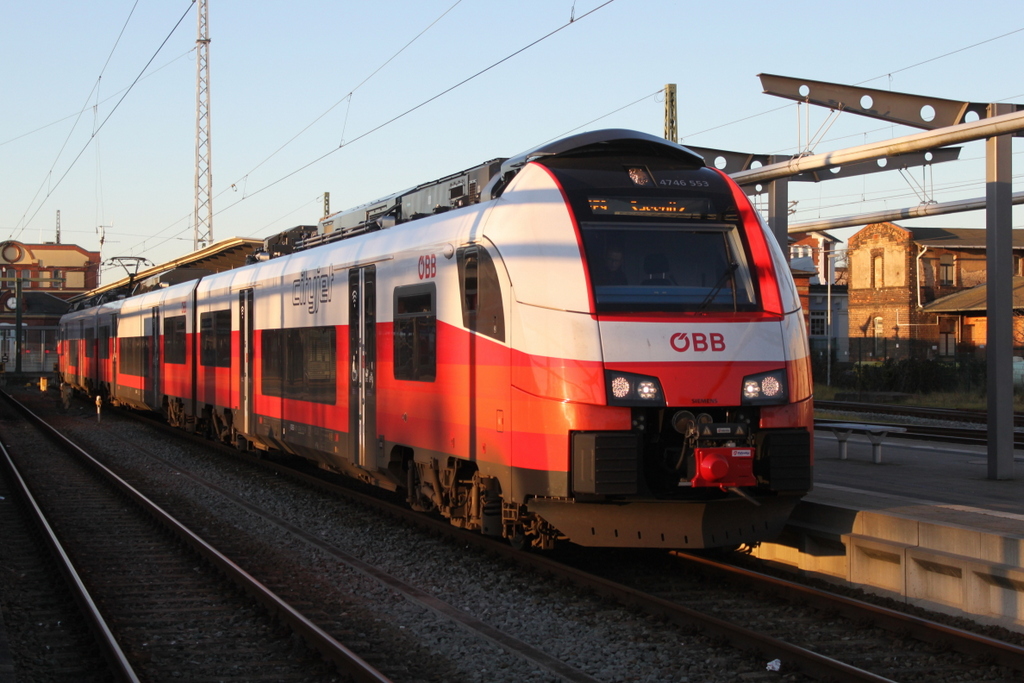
[194,0,213,251]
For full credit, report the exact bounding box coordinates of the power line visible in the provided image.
[0,49,195,149]
[123,0,618,259]
[228,0,465,189]
[10,1,197,241]
[225,0,618,204]
[9,0,142,236]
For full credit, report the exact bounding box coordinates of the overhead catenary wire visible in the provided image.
[233,0,466,187]
[9,1,197,242]
[0,48,195,149]
[10,0,142,237]
[118,1,468,259]
[121,0,619,260]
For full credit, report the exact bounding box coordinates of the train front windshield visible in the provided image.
[581,221,756,313]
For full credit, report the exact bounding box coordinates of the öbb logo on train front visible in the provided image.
[670,332,725,353]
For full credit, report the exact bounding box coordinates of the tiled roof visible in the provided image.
[921,276,1024,313]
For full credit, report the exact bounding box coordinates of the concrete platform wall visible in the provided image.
[755,501,1024,633]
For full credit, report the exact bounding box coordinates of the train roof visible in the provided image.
[266,129,707,257]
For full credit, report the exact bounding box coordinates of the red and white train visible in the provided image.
[59,129,812,550]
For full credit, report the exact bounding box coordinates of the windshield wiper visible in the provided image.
[695,262,738,313]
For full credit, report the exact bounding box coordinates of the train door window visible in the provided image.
[84,327,94,358]
[457,246,505,342]
[199,310,231,367]
[260,326,336,404]
[393,283,436,382]
[98,325,110,360]
[164,315,186,365]
[120,337,147,376]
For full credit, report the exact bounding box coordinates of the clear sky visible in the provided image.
[2,0,1021,281]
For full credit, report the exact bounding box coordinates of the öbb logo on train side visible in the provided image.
[292,266,335,314]
[418,254,437,280]
[670,332,725,353]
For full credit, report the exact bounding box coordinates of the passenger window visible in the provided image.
[457,246,505,342]
[199,310,231,367]
[394,283,436,382]
[260,326,336,404]
[163,316,186,365]
[84,327,95,358]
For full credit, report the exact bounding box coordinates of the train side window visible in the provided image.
[120,337,148,376]
[84,327,94,358]
[261,326,336,404]
[394,283,436,382]
[98,325,110,360]
[163,315,186,365]
[457,246,505,343]
[199,310,231,367]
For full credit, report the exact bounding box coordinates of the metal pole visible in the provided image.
[733,109,1024,187]
[827,249,833,386]
[664,84,677,143]
[986,103,1014,480]
[14,278,22,374]
[767,155,789,252]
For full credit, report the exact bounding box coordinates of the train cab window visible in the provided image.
[164,315,186,365]
[394,284,436,382]
[457,246,505,342]
[580,222,756,313]
[261,326,336,404]
[199,310,231,367]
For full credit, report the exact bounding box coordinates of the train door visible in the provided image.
[348,265,377,469]
[238,289,254,438]
[147,307,160,408]
[110,313,118,397]
[457,244,511,467]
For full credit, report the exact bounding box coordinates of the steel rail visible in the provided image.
[817,400,1024,428]
[1,390,393,683]
[178,433,899,682]
[0,438,140,683]
[91,396,1018,682]
[673,551,1024,674]
[814,418,1024,447]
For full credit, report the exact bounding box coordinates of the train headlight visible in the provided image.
[740,369,788,405]
[605,370,665,407]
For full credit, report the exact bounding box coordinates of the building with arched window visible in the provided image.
[846,222,1024,360]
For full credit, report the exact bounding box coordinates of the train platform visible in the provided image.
[756,428,1024,633]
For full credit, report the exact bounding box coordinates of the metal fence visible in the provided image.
[811,337,998,394]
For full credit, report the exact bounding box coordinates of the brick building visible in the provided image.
[846,222,1024,358]
[0,240,101,372]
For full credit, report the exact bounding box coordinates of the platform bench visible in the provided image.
[815,422,907,464]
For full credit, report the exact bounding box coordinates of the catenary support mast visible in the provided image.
[194,0,213,251]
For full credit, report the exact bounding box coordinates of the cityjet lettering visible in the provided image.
[670,332,725,353]
[292,266,335,314]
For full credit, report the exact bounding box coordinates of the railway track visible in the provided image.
[0,389,388,683]
[80,393,1024,681]
[815,400,1024,447]
[13,386,1024,682]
